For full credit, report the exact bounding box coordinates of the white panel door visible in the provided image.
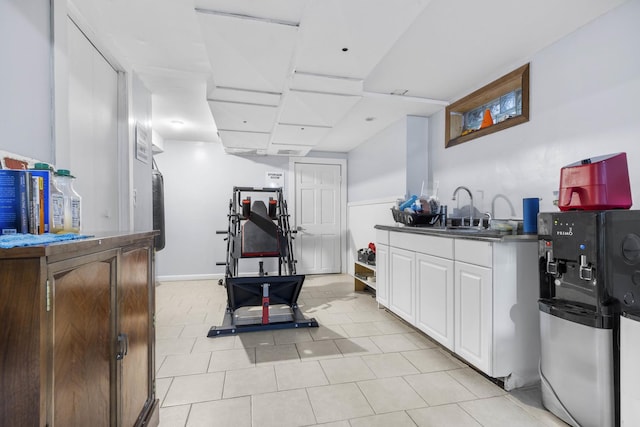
[416,253,454,350]
[294,163,341,274]
[389,247,415,325]
[455,261,492,374]
[67,19,119,233]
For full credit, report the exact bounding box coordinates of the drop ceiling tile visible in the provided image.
[365,0,627,101]
[208,100,278,132]
[218,130,270,149]
[279,91,361,127]
[272,123,331,146]
[316,96,443,152]
[197,12,299,93]
[294,0,431,78]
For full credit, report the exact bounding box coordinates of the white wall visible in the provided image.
[429,0,640,219]
[346,115,429,275]
[0,0,53,163]
[154,141,291,279]
[406,116,429,197]
[347,118,407,203]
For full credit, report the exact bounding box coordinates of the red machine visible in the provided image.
[558,152,632,211]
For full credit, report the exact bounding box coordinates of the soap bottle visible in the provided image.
[55,169,82,233]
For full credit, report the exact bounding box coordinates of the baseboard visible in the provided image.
[156,273,224,282]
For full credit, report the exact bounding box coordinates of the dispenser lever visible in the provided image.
[579,255,593,281]
[546,251,558,275]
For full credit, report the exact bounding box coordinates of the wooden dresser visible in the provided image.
[0,232,159,427]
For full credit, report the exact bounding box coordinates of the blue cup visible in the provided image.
[523,198,540,234]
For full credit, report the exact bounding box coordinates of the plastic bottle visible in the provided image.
[399,195,417,211]
[54,169,82,233]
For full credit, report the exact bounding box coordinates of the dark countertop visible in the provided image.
[375,224,538,243]
[0,231,157,260]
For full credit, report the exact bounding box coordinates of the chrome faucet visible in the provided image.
[482,212,492,229]
[452,186,473,227]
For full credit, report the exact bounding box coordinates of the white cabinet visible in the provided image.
[415,253,454,350]
[375,226,540,389]
[389,247,415,324]
[375,244,389,307]
[375,229,390,307]
[454,261,492,373]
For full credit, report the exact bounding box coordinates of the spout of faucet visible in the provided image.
[452,186,474,226]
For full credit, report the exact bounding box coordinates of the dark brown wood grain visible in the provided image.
[0,258,44,427]
[53,260,114,427]
[120,247,152,426]
[0,233,157,427]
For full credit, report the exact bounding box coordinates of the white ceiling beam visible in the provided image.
[362,91,449,106]
[195,8,300,27]
[207,99,280,108]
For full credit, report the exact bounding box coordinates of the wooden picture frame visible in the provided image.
[445,63,530,148]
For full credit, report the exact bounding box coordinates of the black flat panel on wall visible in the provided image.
[152,162,165,251]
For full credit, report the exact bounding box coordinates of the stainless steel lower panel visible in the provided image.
[539,310,614,427]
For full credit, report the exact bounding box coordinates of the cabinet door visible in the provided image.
[454,261,492,374]
[119,246,154,426]
[375,244,389,307]
[389,247,415,324]
[0,258,45,426]
[416,253,454,350]
[51,254,116,427]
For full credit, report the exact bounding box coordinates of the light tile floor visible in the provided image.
[156,274,568,427]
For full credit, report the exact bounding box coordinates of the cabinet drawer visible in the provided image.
[376,229,389,246]
[389,231,453,259]
[455,239,492,267]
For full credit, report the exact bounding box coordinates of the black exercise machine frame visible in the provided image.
[208,186,318,338]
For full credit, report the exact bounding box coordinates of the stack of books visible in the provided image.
[0,169,50,235]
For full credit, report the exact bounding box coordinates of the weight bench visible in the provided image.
[208,187,318,337]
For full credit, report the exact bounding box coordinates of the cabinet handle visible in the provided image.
[116,333,129,360]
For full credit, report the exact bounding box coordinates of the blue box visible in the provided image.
[0,170,28,235]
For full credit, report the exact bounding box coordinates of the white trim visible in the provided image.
[61,8,131,231]
[288,156,348,274]
[156,273,224,282]
[348,197,402,207]
[117,72,132,231]
[65,2,128,72]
